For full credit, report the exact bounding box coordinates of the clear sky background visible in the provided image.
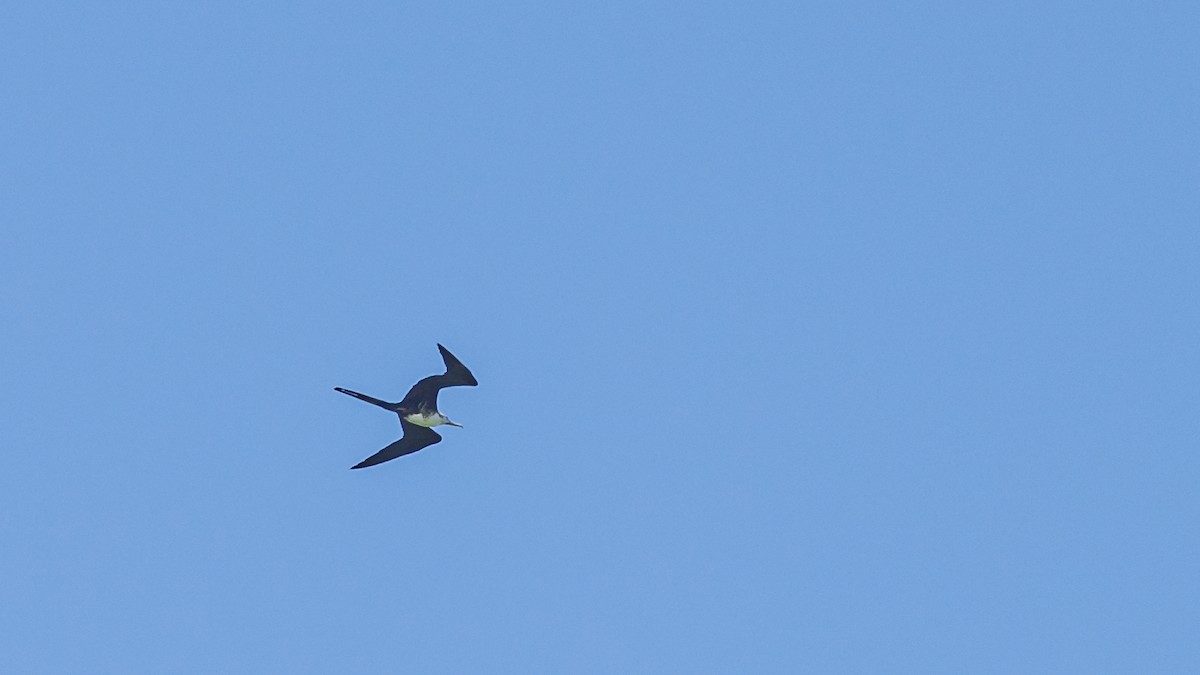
[2,2,1197,673]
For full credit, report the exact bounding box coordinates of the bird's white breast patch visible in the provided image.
[404,412,449,428]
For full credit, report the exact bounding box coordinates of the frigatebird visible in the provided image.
[335,343,478,469]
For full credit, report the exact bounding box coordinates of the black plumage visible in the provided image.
[335,344,478,469]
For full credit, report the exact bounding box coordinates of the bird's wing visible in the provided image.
[350,421,442,469]
[436,343,478,387]
[397,344,478,410]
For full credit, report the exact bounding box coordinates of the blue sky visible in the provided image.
[2,2,1197,672]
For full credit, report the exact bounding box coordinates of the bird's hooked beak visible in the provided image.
[446,420,464,428]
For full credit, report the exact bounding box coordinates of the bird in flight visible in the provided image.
[335,343,478,469]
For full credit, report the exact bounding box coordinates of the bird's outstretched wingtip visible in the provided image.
[350,456,379,470]
[435,343,478,387]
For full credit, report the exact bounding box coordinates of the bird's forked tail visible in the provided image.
[334,387,395,410]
